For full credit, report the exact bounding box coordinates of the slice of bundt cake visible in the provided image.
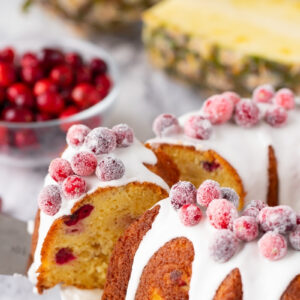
[102,180,300,299]
[28,123,178,294]
[147,85,300,211]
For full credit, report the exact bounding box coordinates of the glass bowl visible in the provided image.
[0,37,119,167]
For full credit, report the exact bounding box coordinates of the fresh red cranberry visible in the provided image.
[38,184,62,216]
[36,112,52,122]
[65,52,83,68]
[252,84,274,103]
[59,86,72,101]
[55,248,76,265]
[76,65,92,83]
[207,199,238,230]
[202,94,234,124]
[273,88,295,110]
[222,91,241,105]
[0,62,16,87]
[258,232,287,261]
[179,203,202,226]
[0,126,9,146]
[40,48,64,70]
[2,107,34,122]
[234,99,260,127]
[202,161,220,172]
[21,52,39,68]
[50,64,73,87]
[170,181,197,209]
[71,151,97,176]
[209,229,239,263]
[21,65,44,85]
[289,225,300,250]
[14,129,37,148]
[37,91,65,115]
[90,58,107,76]
[64,204,94,226]
[84,127,117,155]
[49,158,74,182]
[33,78,57,96]
[95,74,111,98]
[233,216,258,242]
[112,123,134,148]
[246,199,267,211]
[0,47,15,63]
[96,156,125,181]
[0,86,5,105]
[62,175,87,199]
[197,180,221,207]
[152,113,181,137]
[66,124,90,148]
[184,115,212,140]
[220,187,240,208]
[7,83,34,108]
[265,106,288,127]
[242,207,260,218]
[71,83,100,109]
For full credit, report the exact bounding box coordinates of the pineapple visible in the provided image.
[143,0,300,95]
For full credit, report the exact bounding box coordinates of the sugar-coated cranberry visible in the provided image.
[179,203,202,226]
[96,156,125,181]
[258,231,287,261]
[40,48,64,70]
[2,107,34,122]
[71,151,97,176]
[64,204,94,226]
[220,187,240,208]
[289,225,300,250]
[184,115,212,140]
[66,124,90,148]
[207,199,238,230]
[258,205,296,234]
[38,184,62,216]
[112,123,134,148]
[234,99,260,128]
[37,91,65,115]
[90,58,107,76]
[65,52,83,68]
[265,106,288,127]
[76,65,92,83]
[202,94,234,124]
[0,62,16,87]
[49,158,74,182]
[62,175,87,199]
[170,181,197,209]
[273,88,295,110]
[297,213,300,225]
[21,52,39,68]
[246,199,267,211]
[222,91,241,105]
[252,84,274,103]
[50,64,73,87]
[202,161,220,172]
[33,78,57,96]
[242,207,260,218]
[197,180,221,207]
[209,229,239,263]
[95,74,111,98]
[152,114,181,137]
[71,83,100,109]
[0,47,15,63]
[36,112,52,122]
[55,248,76,265]
[233,216,258,242]
[84,127,116,155]
[14,129,37,148]
[21,65,44,85]
[7,83,34,108]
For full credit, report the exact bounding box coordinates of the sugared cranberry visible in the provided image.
[202,94,234,124]
[0,47,15,63]
[0,62,16,87]
[71,83,100,109]
[265,106,288,127]
[40,48,64,70]
[184,115,212,140]
[66,124,90,148]
[197,180,221,207]
[76,65,92,83]
[50,64,73,87]
[65,52,83,68]
[55,248,76,265]
[96,156,125,181]
[246,199,267,211]
[202,161,220,172]
[37,91,65,114]
[242,207,260,218]
[179,203,202,226]
[21,65,43,85]
[84,127,116,155]
[64,204,94,226]
[258,205,296,234]
[90,58,107,76]
[36,112,52,122]
[2,107,34,122]
[233,216,258,242]
[33,78,57,96]
[95,74,111,98]
[220,187,240,208]
[152,113,181,137]
[234,99,260,127]
[206,199,238,229]
[170,181,197,209]
[209,229,239,263]
[49,158,73,182]
[62,175,87,199]
[289,225,300,250]
[258,232,287,261]
[222,91,241,105]
[273,88,295,110]
[14,129,37,148]
[7,83,34,108]
[112,123,134,148]
[21,52,39,68]
[297,213,300,225]
[252,84,274,103]
[71,151,97,176]
[38,184,62,216]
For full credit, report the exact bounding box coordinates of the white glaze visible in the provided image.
[28,137,169,285]
[60,287,102,300]
[126,199,300,300]
[148,102,300,212]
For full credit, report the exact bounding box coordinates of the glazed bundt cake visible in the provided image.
[102,180,300,300]
[28,123,178,294]
[147,85,300,211]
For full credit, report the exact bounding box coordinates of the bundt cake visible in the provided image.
[102,180,300,300]
[147,85,300,211]
[28,123,178,294]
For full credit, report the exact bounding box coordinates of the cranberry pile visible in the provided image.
[170,180,300,262]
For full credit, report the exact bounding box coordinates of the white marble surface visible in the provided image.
[0,1,202,299]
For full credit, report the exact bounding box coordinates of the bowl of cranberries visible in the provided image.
[0,37,118,167]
